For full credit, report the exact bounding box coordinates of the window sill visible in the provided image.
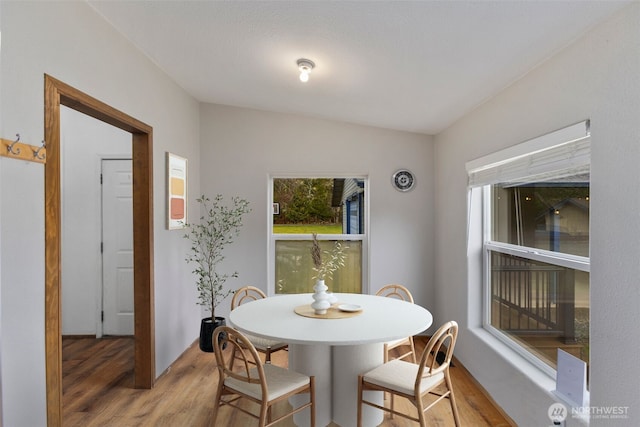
[470,326,555,386]
[468,327,590,426]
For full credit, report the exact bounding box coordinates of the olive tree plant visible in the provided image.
[183,194,251,319]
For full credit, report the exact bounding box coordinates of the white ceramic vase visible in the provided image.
[311,279,331,314]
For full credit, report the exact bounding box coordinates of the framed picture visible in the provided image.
[166,152,187,229]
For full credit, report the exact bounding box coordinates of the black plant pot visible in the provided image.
[199,316,226,353]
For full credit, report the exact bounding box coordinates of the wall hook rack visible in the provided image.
[34,140,46,161]
[8,134,21,155]
[1,133,47,164]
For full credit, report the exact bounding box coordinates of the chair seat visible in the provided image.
[358,321,460,427]
[213,325,315,426]
[363,359,445,395]
[225,363,311,401]
[244,333,287,351]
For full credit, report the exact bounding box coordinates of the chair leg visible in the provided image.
[211,374,224,426]
[382,344,390,403]
[445,371,461,427]
[265,347,272,364]
[259,402,268,427]
[415,397,428,427]
[310,376,316,427]
[356,376,364,427]
[390,392,396,419]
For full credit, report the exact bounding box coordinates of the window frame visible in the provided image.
[267,174,369,295]
[467,120,591,378]
[481,186,590,377]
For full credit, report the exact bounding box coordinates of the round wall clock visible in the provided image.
[392,169,415,192]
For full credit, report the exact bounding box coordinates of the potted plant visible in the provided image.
[183,194,251,352]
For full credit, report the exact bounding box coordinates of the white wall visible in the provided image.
[434,4,640,426]
[199,104,435,320]
[60,107,131,335]
[0,2,201,425]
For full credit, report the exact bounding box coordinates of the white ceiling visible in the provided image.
[88,1,629,135]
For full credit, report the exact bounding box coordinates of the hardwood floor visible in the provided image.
[62,336,514,426]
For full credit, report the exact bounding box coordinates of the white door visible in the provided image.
[101,159,134,336]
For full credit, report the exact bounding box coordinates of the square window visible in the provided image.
[270,177,367,294]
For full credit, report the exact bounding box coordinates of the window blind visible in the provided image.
[466,120,590,187]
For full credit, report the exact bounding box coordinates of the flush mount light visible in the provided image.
[297,58,315,82]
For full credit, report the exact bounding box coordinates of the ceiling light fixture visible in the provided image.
[297,58,315,82]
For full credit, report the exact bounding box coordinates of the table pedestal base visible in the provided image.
[289,343,332,427]
[289,342,383,427]
[333,343,384,426]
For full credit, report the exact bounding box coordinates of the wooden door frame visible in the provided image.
[44,75,155,426]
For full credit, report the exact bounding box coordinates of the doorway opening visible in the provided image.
[100,158,134,337]
[44,75,155,427]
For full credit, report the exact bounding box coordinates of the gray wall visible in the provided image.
[199,103,435,318]
[0,2,201,425]
[1,1,639,426]
[434,4,640,426]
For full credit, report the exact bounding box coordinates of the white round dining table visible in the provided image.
[229,292,433,427]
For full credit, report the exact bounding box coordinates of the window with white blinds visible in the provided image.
[467,120,590,188]
[466,120,591,376]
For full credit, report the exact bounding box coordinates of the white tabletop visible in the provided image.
[229,293,432,346]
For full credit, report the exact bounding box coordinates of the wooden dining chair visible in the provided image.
[375,284,417,363]
[231,286,288,364]
[357,320,460,427]
[212,326,316,427]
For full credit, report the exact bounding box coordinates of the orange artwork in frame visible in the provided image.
[167,152,187,229]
